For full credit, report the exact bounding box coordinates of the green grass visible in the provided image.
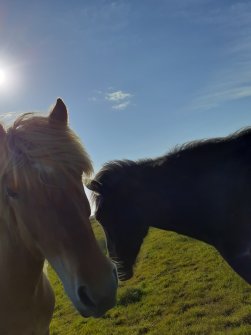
[49,221,251,334]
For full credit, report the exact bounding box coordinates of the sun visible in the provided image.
[0,62,19,93]
[0,68,6,86]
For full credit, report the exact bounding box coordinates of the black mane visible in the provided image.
[95,126,251,183]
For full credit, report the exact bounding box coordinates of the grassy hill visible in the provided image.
[49,221,251,335]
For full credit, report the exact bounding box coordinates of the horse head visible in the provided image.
[87,162,149,281]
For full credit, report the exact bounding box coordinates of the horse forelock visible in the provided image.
[3,113,93,182]
[91,160,137,208]
[96,160,136,183]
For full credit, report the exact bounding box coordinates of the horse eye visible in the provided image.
[6,187,19,199]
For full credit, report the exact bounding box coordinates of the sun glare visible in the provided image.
[0,61,21,94]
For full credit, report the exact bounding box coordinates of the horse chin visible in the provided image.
[78,305,114,318]
[75,295,117,318]
[78,307,102,318]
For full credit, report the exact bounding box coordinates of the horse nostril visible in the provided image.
[78,286,96,308]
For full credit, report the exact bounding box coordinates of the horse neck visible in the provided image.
[0,215,44,295]
[137,162,214,246]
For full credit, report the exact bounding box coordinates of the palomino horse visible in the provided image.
[88,128,251,283]
[0,99,117,335]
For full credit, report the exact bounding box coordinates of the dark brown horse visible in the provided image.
[88,128,251,283]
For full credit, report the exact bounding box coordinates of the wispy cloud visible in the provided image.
[180,2,251,111]
[105,90,132,102]
[105,90,133,110]
[112,101,130,110]
[89,89,133,110]
[191,85,251,111]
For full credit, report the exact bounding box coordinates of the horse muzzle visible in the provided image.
[75,266,118,318]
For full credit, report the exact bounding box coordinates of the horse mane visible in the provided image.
[93,126,251,189]
[0,113,93,186]
[169,126,251,155]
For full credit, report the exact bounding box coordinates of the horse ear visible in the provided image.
[49,98,68,125]
[86,180,103,194]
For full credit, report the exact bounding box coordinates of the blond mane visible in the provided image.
[0,112,93,195]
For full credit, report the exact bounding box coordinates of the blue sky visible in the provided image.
[1,0,251,172]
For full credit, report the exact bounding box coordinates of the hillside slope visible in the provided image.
[49,222,251,335]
